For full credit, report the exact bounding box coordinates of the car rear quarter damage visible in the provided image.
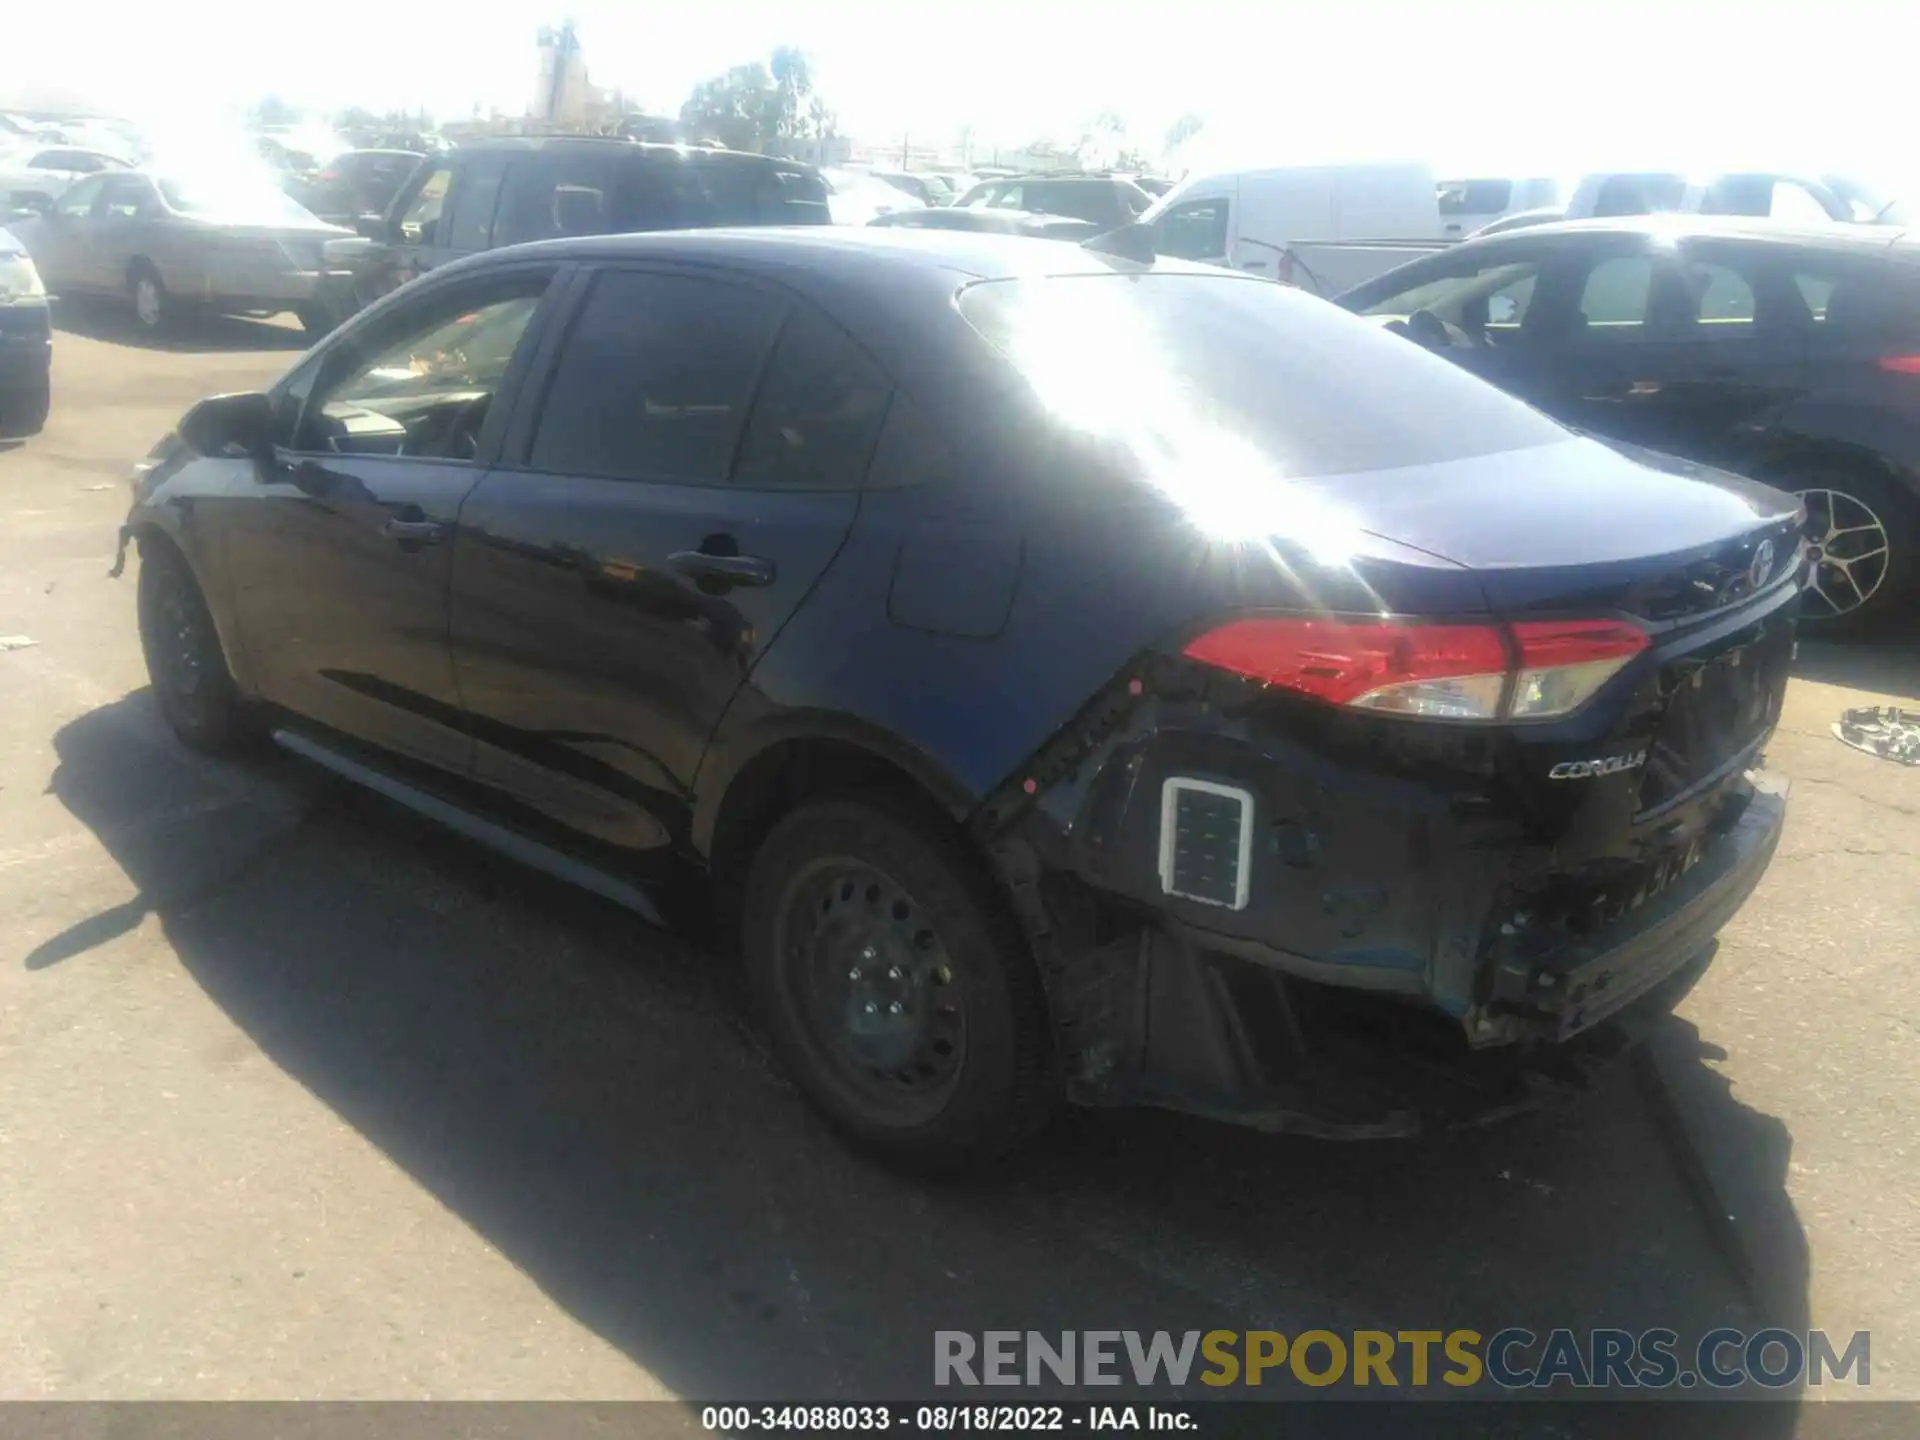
[972,579,1797,1139]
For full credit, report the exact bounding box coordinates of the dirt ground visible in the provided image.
[1,306,1915,1418]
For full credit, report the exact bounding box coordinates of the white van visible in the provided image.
[1145,161,1448,296]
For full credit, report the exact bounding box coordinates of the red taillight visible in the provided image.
[1182,616,1647,722]
[1876,354,1920,375]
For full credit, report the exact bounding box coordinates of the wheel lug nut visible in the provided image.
[848,967,862,981]
[864,1002,878,1015]
[860,945,877,962]
[888,1001,903,1015]
[888,966,903,981]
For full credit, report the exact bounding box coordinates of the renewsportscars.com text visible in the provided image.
[934,1328,1870,1391]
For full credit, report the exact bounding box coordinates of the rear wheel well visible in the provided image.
[708,739,970,916]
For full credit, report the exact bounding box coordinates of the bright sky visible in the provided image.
[2,0,1914,184]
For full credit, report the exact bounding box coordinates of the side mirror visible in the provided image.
[4,206,43,227]
[178,392,274,460]
[355,212,391,241]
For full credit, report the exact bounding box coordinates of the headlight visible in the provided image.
[0,252,46,304]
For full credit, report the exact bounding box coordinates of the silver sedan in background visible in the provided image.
[8,168,355,335]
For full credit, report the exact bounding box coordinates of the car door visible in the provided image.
[29,172,109,292]
[88,172,161,294]
[386,156,454,288]
[223,261,564,772]
[1151,193,1232,270]
[1507,238,1697,447]
[448,266,882,849]
[1611,240,1811,469]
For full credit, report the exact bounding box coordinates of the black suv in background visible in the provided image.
[337,137,831,310]
[1340,217,1920,628]
[952,172,1154,230]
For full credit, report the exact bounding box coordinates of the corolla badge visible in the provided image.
[1749,539,1775,592]
[1549,750,1649,780]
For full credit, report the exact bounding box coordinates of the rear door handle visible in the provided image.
[667,550,776,587]
[381,517,445,544]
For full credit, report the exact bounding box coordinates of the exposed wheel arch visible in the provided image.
[703,732,977,908]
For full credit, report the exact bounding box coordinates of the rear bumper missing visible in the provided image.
[1473,773,1785,1044]
[984,668,1789,1137]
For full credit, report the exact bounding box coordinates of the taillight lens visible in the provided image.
[1876,355,1920,375]
[1182,616,1647,722]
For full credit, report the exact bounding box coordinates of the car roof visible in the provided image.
[446,136,813,169]
[1462,212,1917,257]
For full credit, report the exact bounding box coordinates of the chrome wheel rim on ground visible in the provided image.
[1797,488,1891,619]
[134,277,162,328]
[779,859,967,1124]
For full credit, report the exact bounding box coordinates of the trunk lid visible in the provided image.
[1288,435,1804,623]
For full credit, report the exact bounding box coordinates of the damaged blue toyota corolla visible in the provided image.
[119,228,1800,1168]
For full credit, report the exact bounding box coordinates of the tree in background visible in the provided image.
[680,47,832,154]
[1164,112,1205,161]
[249,95,303,128]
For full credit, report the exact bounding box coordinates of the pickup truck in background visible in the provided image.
[1143,160,1454,295]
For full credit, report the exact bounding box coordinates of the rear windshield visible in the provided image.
[956,272,1564,478]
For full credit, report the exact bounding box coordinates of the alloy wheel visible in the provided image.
[1797,488,1891,620]
[779,859,968,1124]
[154,581,208,699]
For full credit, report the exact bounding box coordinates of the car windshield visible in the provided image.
[159,176,319,225]
[957,273,1565,493]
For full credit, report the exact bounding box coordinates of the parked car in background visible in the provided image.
[0,145,128,211]
[1143,160,1448,294]
[1339,216,1920,627]
[872,170,953,205]
[286,148,424,227]
[867,207,1096,239]
[954,172,1153,231]
[1438,176,1562,236]
[340,138,832,307]
[127,228,1796,1166]
[1481,171,1914,235]
[10,169,353,335]
[0,226,51,438]
[822,166,924,225]
[1128,175,1173,198]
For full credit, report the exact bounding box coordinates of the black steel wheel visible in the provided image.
[137,540,258,754]
[742,796,1055,1169]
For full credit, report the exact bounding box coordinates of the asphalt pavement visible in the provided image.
[0,303,1914,1418]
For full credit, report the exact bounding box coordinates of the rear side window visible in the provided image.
[732,310,892,490]
[1576,256,1654,333]
[959,273,1564,479]
[616,158,831,230]
[494,155,611,247]
[1683,259,1757,335]
[1591,173,1685,217]
[529,270,785,484]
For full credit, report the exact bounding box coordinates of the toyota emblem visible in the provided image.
[1749,539,1775,591]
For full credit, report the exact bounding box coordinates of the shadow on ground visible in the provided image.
[51,296,310,354]
[24,694,1811,1429]
[1794,627,1920,703]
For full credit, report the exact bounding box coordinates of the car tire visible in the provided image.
[127,262,171,335]
[0,373,50,439]
[137,539,260,755]
[741,795,1057,1171]
[1787,465,1916,631]
[295,304,337,337]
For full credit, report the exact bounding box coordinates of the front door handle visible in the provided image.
[668,550,775,587]
[381,517,445,544]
